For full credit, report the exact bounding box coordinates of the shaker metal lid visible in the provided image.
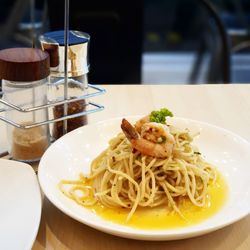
[40,30,90,77]
[0,48,50,82]
[42,30,89,46]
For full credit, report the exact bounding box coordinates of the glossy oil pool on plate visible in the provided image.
[86,171,227,230]
[38,116,250,240]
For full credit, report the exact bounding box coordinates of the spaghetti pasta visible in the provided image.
[59,116,217,222]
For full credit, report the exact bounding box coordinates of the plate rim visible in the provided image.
[38,116,250,241]
[0,159,42,249]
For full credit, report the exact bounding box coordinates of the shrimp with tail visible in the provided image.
[121,118,175,158]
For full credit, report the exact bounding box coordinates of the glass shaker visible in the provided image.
[0,48,50,162]
[40,30,90,140]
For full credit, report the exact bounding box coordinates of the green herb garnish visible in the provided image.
[149,108,173,124]
[194,152,201,155]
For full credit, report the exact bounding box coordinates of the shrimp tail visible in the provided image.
[121,118,175,158]
[121,119,139,140]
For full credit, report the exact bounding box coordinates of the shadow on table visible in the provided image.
[34,199,250,250]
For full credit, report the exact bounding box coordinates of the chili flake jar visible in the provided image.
[40,30,90,140]
[0,48,50,162]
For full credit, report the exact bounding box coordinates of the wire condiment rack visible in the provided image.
[0,0,105,132]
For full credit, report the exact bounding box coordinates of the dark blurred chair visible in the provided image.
[188,0,231,84]
[143,0,233,84]
[47,0,143,84]
[0,0,48,49]
[0,0,30,48]
[189,0,250,84]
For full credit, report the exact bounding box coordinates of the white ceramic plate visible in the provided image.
[0,159,42,249]
[38,117,250,241]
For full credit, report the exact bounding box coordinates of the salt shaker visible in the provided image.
[0,48,50,162]
[40,30,90,139]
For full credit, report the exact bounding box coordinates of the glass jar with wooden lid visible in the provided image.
[0,48,50,162]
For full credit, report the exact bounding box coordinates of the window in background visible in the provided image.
[142,0,250,84]
[0,0,250,85]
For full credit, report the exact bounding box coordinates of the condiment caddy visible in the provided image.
[0,47,105,162]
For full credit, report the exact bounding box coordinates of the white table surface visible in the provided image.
[1,84,250,250]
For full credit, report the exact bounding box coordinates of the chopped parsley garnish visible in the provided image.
[149,108,173,124]
[194,152,201,155]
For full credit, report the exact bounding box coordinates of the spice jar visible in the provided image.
[0,48,50,162]
[40,30,90,140]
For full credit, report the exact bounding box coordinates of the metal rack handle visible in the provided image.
[0,102,104,129]
[0,84,106,129]
[0,84,105,113]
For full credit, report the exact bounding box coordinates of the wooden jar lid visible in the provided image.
[0,48,50,82]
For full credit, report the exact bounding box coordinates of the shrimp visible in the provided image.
[134,115,150,133]
[141,122,174,144]
[121,119,175,158]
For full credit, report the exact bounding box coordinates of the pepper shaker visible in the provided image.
[40,30,90,140]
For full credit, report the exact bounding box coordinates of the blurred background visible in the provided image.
[0,0,250,85]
